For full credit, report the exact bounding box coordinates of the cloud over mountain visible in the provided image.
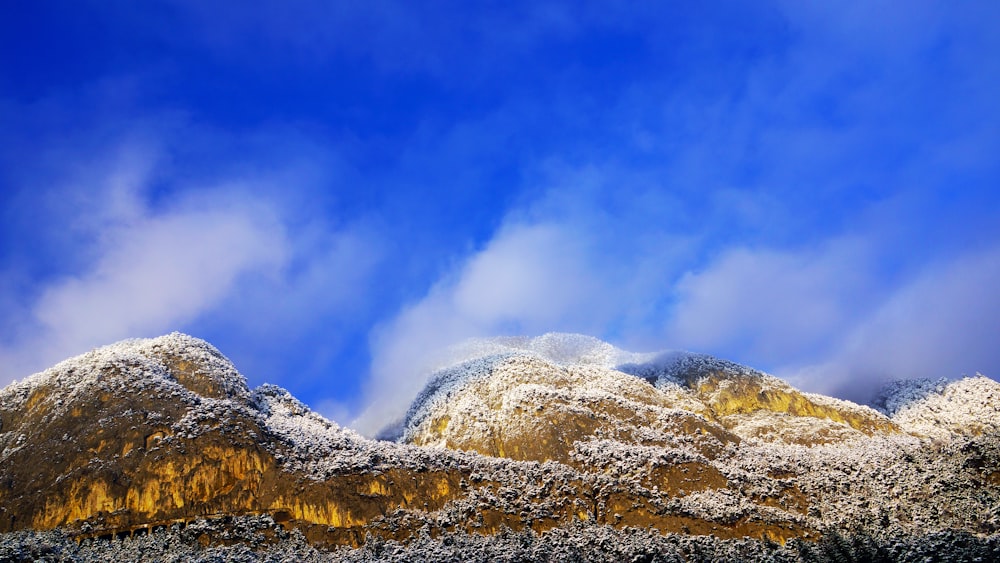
[1,1,999,431]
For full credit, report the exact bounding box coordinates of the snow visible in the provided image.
[402,353,525,443]
[433,333,776,389]
[874,375,1000,438]
[399,333,749,443]
[721,410,867,445]
[246,383,393,478]
[617,350,765,386]
[401,353,727,461]
[3,516,999,561]
[0,332,248,421]
[4,331,1000,561]
[400,334,905,456]
[0,333,378,479]
[802,390,889,422]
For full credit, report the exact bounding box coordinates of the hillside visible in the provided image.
[1,333,999,561]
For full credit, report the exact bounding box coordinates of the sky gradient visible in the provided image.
[2,1,999,434]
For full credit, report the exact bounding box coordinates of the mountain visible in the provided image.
[401,334,897,461]
[1,333,999,562]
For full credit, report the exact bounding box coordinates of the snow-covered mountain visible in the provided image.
[400,333,897,457]
[873,375,1000,438]
[2,333,999,562]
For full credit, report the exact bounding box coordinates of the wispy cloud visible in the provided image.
[353,0,1000,433]
[664,239,879,366]
[0,128,384,395]
[357,221,613,434]
[658,235,1000,398]
[794,246,1000,401]
[0,150,288,383]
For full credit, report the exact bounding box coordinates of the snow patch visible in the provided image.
[874,375,1000,438]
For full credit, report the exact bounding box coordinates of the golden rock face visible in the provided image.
[0,340,477,545]
[0,335,816,547]
[405,356,898,466]
[693,373,899,436]
[3,334,998,551]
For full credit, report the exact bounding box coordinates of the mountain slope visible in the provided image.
[0,334,805,545]
[1,332,999,561]
[874,375,1000,438]
[402,334,897,459]
[399,334,1000,540]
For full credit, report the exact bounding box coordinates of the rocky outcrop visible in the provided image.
[0,334,806,547]
[402,340,898,459]
[1,332,999,559]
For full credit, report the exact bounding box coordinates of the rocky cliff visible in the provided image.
[1,333,999,561]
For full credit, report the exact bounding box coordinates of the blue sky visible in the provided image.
[2,1,999,433]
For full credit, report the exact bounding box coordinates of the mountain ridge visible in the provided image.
[400,333,901,457]
[2,332,999,561]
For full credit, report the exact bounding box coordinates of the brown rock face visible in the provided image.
[2,333,998,552]
[402,354,897,464]
[0,334,812,547]
[0,336,483,546]
[399,342,1000,544]
[405,356,740,465]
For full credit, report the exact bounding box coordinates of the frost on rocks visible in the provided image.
[3,516,1000,562]
[2,333,391,480]
[617,350,765,387]
[399,334,722,441]
[401,351,731,463]
[400,333,903,456]
[246,383,402,478]
[0,332,249,465]
[721,410,866,445]
[439,333,770,390]
[874,375,1000,438]
[0,332,248,419]
[802,390,889,423]
[4,331,1000,561]
[401,353,525,443]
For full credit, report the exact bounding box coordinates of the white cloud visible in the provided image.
[664,238,877,365]
[0,156,288,385]
[354,221,620,435]
[450,224,603,325]
[34,207,285,347]
[212,220,382,337]
[796,245,1000,400]
[664,237,1000,402]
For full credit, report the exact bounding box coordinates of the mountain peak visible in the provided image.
[1,332,249,410]
[0,333,253,442]
[3,333,1000,561]
[874,375,1000,438]
[399,335,897,465]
